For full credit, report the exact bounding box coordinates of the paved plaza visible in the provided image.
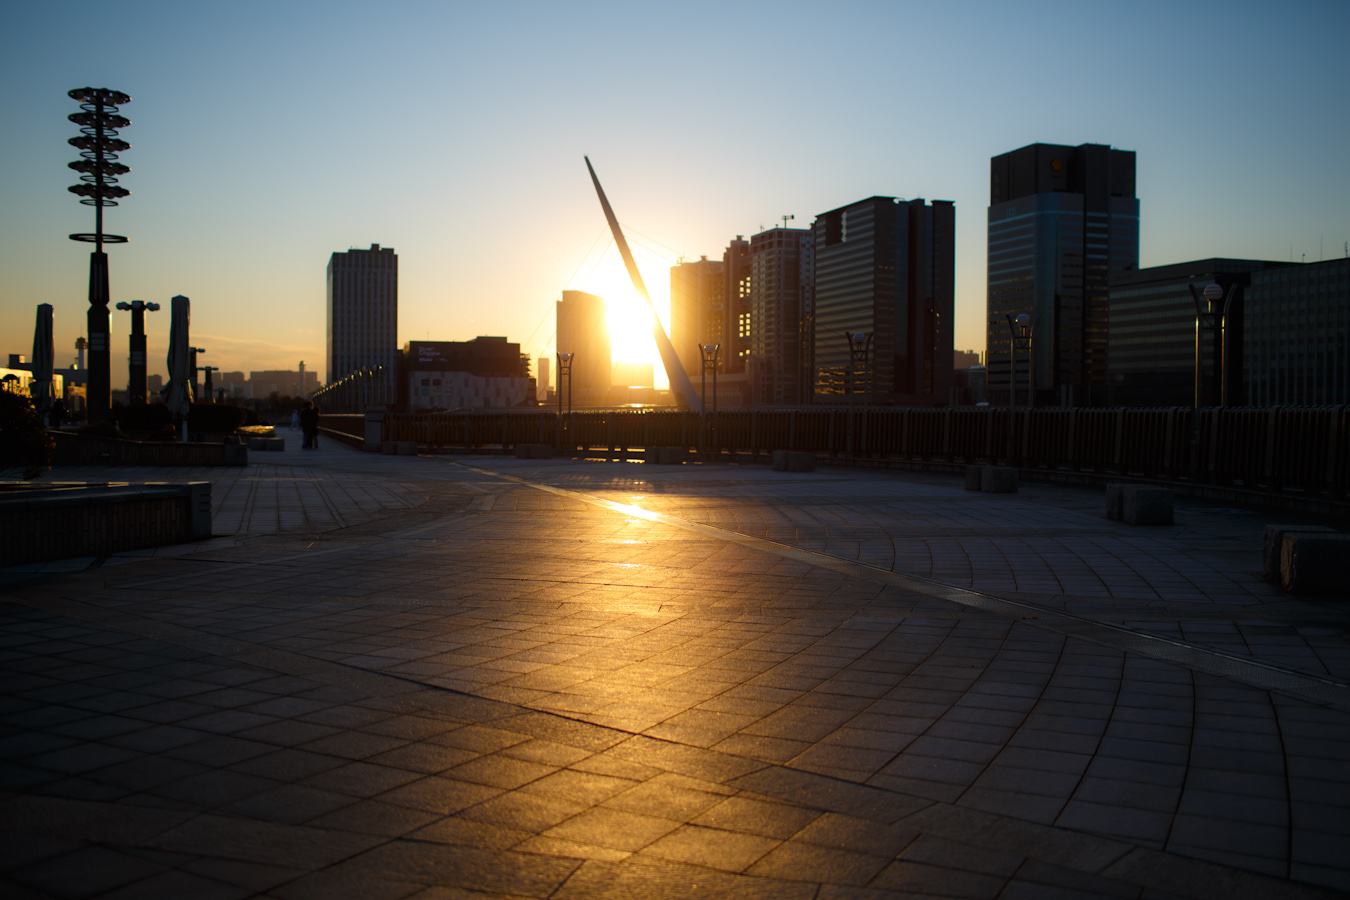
[2,429,1349,899]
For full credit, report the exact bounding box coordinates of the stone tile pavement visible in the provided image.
[2,442,1349,898]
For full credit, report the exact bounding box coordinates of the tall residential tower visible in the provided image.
[326,244,399,399]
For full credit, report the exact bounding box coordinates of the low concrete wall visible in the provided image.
[51,432,247,467]
[0,482,212,566]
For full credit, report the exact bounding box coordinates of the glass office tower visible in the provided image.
[987,144,1138,406]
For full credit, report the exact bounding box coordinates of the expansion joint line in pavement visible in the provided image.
[446,459,1350,713]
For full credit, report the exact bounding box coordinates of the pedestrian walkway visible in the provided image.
[2,448,1348,898]
[1,429,426,579]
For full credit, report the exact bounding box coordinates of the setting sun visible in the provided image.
[574,247,672,388]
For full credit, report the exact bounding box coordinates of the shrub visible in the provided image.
[75,421,125,439]
[0,391,55,479]
[117,402,173,432]
[187,403,246,433]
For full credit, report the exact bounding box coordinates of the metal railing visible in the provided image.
[323,406,1349,502]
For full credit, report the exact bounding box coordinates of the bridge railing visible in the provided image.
[341,406,1347,502]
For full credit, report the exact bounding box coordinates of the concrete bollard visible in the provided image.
[965,465,985,491]
[1123,486,1173,525]
[1105,483,1126,520]
[529,444,553,459]
[1263,524,1339,583]
[658,446,687,465]
[981,466,1018,493]
[773,450,816,472]
[513,444,532,459]
[396,441,418,455]
[188,482,213,539]
[1281,533,1350,596]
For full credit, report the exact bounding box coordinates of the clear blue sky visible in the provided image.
[2,0,1346,386]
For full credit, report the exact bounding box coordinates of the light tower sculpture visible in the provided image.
[67,87,132,422]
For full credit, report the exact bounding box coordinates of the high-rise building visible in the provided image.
[748,226,814,405]
[537,356,550,396]
[670,256,724,378]
[555,290,611,406]
[813,196,955,405]
[722,237,752,376]
[327,244,398,399]
[1108,257,1349,407]
[987,143,1138,406]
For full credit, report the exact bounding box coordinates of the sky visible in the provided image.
[2,0,1347,390]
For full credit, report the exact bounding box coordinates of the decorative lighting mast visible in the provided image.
[67,87,132,422]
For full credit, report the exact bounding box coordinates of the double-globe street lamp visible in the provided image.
[1005,313,1033,409]
[845,331,872,406]
[555,353,574,415]
[700,343,720,450]
[114,300,160,405]
[1187,281,1236,478]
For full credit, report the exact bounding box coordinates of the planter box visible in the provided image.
[51,431,247,467]
[0,481,212,566]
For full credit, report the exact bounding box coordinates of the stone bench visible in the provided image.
[1280,532,1350,596]
[1262,524,1340,584]
[380,441,418,456]
[248,437,285,451]
[964,465,1017,493]
[645,447,687,464]
[513,443,554,460]
[772,450,816,473]
[1106,483,1173,525]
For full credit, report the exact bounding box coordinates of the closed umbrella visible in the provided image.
[163,295,193,441]
[31,304,55,425]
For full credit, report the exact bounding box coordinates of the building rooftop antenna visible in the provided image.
[782,215,795,229]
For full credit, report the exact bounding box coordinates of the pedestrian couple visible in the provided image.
[300,401,320,449]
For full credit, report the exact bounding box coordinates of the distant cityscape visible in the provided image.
[7,141,1347,415]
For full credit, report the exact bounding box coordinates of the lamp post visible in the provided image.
[701,343,720,450]
[556,353,573,415]
[846,331,872,406]
[188,348,205,402]
[200,366,218,403]
[1189,282,1234,409]
[1005,313,1033,409]
[1187,281,1235,479]
[115,300,159,404]
[67,87,132,423]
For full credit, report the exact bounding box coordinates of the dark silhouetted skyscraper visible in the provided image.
[327,243,398,398]
[555,290,610,406]
[813,196,955,404]
[670,256,724,378]
[748,225,814,405]
[987,143,1138,406]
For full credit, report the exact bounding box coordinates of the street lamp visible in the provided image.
[115,300,159,404]
[556,352,573,415]
[1187,281,1236,480]
[200,366,218,403]
[1189,282,1235,409]
[189,348,206,401]
[1006,313,1033,409]
[700,343,720,415]
[67,87,132,423]
[846,331,872,406]
[701,343,720,451]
